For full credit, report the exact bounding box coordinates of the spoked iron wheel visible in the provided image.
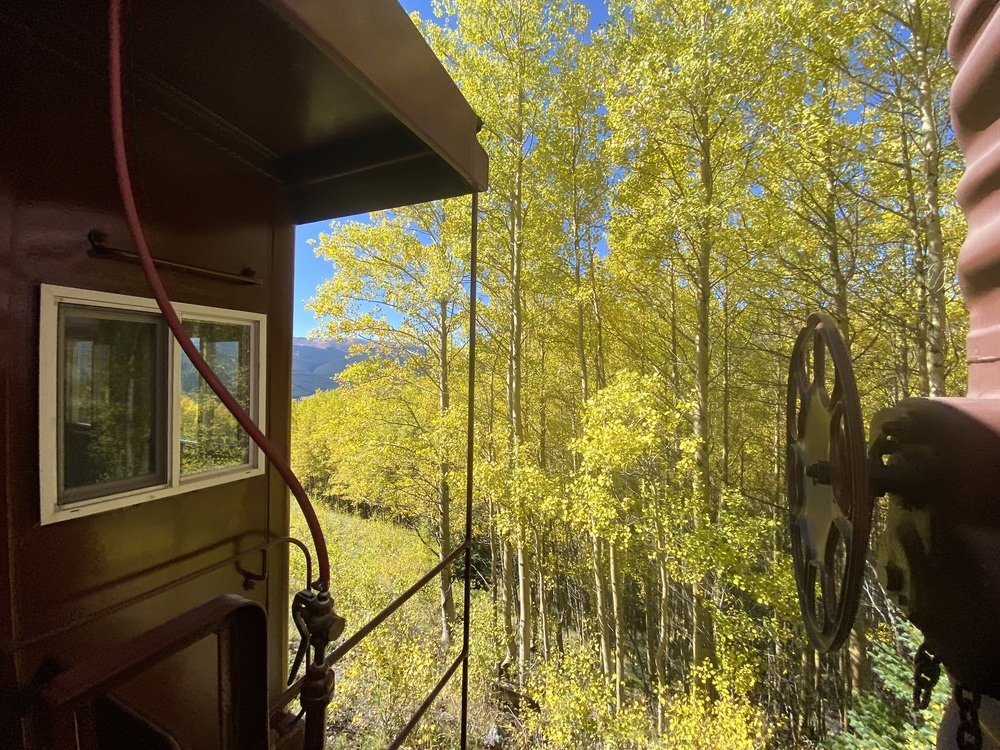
[786,313,873,653]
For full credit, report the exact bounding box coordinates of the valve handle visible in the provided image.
[288,590,312,685]
[786,313,874,652]
[287,589,347,685]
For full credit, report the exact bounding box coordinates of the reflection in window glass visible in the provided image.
[180,320,251,476]
[59,307,167,504]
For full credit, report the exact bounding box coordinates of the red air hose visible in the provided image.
[108,0,330,589]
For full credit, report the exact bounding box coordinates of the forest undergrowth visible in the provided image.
[288,509,949,748]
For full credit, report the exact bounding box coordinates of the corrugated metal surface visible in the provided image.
[950,0,1000,395]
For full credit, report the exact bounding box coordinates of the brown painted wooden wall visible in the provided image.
[1,12,295,749]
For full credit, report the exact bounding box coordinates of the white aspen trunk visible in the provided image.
[609,541,625,712]
[913,0,948,396]
[517,526,532,686]
[593,534,612,677]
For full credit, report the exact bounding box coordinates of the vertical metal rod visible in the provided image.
[460,191,479,749]
[302,650,332,750]
[218,630,233,749]
[386,653,466,750]
[303,701,326,749]
[75,704,98,750]
[302,664,329,750]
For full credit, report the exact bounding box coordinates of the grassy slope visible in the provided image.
[289,506,495,748]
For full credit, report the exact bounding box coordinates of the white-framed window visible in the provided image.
[39,284,267,525]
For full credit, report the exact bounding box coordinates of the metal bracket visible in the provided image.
[87,230,260,285]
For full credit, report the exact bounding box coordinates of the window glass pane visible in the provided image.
[180,320,252,476]
[59,307,167,503]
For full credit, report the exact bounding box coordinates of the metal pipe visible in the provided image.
[386,652,465,750]
[271,541,468,714]
[301,656,334,750]
[328,542,468,664]
[459,191,479,750]
[87,230,262,285]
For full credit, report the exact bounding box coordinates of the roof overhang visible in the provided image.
[5,0,488,223]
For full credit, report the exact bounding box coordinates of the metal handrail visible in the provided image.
[276,192,481,750]
[16,536,311,650]
[39,594,268,750]
[386,651,465,750]
[272,540,469,712]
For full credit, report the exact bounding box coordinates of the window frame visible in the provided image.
[39,284,268,525]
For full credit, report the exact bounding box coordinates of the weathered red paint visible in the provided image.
[951,0,1000,397]
[869,0,1000,713]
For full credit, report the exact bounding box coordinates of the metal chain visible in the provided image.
[912,645,984,749]
[955,684,983,750]
[913,642,942,710]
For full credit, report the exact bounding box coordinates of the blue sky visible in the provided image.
[292,0,609,337]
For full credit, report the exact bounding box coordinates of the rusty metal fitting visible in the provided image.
[301,660,335,750]
[300,661,335,711]
[288,589,345,686]
[303,589,344,652]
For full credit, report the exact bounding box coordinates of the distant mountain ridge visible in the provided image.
[291,337,364,398]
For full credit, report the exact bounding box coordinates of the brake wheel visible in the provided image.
[786,313,874,652]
